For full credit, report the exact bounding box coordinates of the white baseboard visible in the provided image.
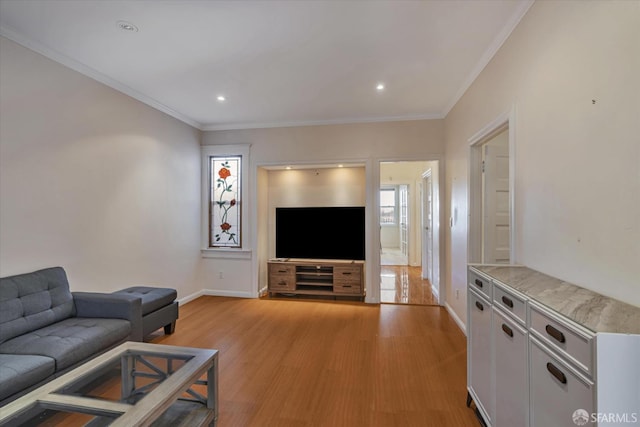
[445,302,466,335]
[203,289,254,298]
[177,290,204,306]
[178,289,257,305]
[431,284,440,301]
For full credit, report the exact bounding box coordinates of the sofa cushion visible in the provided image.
[0,354,55,401]
[0,317,130,370]
[0,267,74,345]
[113,287,177,315]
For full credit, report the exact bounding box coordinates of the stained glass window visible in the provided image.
[210,156,242,248]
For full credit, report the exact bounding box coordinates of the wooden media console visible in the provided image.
[267,259,365,299]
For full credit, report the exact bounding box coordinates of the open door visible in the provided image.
[482,132,510,263]
[469,114,514,265]
[422,171,434,282]
[399,184,409,259]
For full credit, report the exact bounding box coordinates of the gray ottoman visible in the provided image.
[113,287,178,338]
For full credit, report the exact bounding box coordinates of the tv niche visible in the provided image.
[275,206,365,261]
[270,206,366,299]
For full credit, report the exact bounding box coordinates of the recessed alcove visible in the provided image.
[256,164,366,294]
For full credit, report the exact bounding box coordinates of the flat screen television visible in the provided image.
[275,207,365,260]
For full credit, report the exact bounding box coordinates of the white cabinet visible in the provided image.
[467,289,494,424]
[467,265,640,427]
[493,308,528,427]
[529,336,594,427]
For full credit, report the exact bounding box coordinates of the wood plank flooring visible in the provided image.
[380,265,439,305]
[146,296,477,426]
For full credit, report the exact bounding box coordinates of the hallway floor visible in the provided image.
[380,265,439,305]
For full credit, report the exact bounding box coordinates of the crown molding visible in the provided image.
[201,112,443,132]
[442,0,535,117]
[0,26,204,130]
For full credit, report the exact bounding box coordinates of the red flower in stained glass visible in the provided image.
[218,168,231,179]
[220,222,232,231]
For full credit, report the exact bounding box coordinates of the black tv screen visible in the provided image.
[276,207,365,260]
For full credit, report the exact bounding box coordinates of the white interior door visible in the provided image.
[422,173,433,282]
[399,185,409,257]
[482,133,510,263]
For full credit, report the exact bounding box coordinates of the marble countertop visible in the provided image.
[469,264,640,335]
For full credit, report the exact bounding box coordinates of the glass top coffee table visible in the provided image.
[0,342,218,426]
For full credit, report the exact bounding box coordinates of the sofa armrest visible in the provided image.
[72,292,143,342]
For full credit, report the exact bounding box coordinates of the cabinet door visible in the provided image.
[468,289,493,424]
[530,337,594,427]
[493,308,528,427]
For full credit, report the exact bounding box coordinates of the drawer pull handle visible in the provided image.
[501,324,513,337]
[546,362,567,384]
[545,325,566,343]
[277,269,288,273]
[474,279,483,288]
[342,285,352,288]
[278,281,287,286]
[342,272,352,275]
[501,296,514,308]
[475,301,484,311]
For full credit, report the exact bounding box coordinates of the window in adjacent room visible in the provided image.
[380,187,397,225]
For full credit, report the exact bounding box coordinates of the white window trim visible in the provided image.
[201,144,251,257]
[380,186,398,226]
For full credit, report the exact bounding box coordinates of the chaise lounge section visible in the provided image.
[0,267,143,405]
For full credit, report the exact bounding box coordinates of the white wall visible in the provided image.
[267,166,366,259]
[0,37,203,298]
[202,120,444,302]
[444,0,640,323]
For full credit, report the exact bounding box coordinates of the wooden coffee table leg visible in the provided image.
[207,355,219,425]
[121,353,135,400]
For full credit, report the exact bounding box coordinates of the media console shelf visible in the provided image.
[268,259,365,299]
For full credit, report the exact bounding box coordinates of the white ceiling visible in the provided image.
[0,0,532,131]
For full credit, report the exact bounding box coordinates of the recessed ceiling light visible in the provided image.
[338,164,344,168]
[217,95,226,102]
[376,83,385,91]
[285,166,292,170]
[117,20,138,32]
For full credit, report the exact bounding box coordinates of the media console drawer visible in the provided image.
[268,263,296,291]
[334,266,362,282]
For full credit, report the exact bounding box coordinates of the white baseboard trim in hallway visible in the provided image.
[446,302,466,336]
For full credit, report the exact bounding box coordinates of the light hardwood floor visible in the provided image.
[146,296,477,426]
[380,265,439,305]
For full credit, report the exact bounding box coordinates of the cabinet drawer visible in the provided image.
[530,303,594,375]
[493,282,526,324]
[468,268,492,300]
[269,274,295,291]
[269,264,295,275]
[334,266,362,283]
[333,282,361,294]
[530,337,594,427]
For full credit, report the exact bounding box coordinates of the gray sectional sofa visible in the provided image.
[0,267,143,405]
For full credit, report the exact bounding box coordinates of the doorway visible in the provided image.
[379,160,440,305]
[469,111,515,264]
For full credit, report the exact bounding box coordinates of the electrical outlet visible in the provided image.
[456,289,460,299]
[218,271,224,279]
